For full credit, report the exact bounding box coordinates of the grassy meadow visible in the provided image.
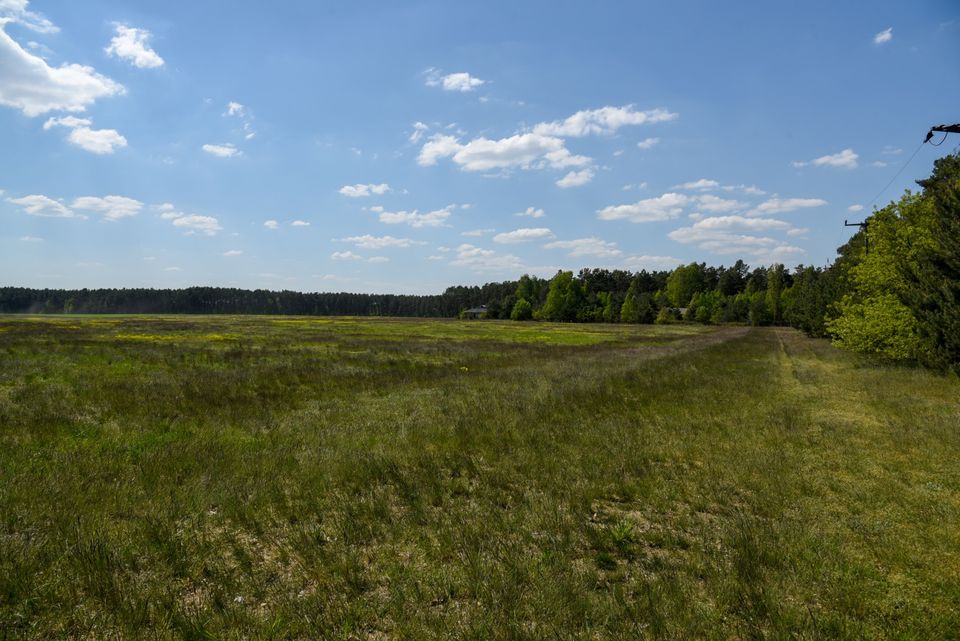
[1,316,958,640]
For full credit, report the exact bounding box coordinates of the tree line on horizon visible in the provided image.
[2,154,956,372]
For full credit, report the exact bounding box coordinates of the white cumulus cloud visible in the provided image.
[223,250,243,257]
[748,197,828,216]
[0,21,124,116]
[668,217,804,263]
[543,237,621,258]
[171,214,221,236]
[263,220,279,230]
[377,205,453,228]
[339,183,391,197]
[43,115,127,154]
[418,132,589,172]
[493,227,554,244]
[71,195,142,221]
[556,168,595,188]
[533,105,677,137]
[66,126,126,154]
[793,148,858,169]
[8,194,78,218]
[105,24,164,69]
[425,68,485,92]
[515,206,545,218]
[685,215,792,232]
[696,194,747,213]
[450,244,523,272]
[597,192,690,223]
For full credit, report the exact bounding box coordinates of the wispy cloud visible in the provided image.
[673,178,719,191]
[461,228,495,237]
[636,137,660,150]
[202,143,240,158]
[409,121,429,143]
[339,235,426,249]
[622,255,682,270]
[0,0,58,33]
[224,101,255,139]
[873,27,893,45]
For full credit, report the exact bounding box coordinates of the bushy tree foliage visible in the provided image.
[687,290,724,324]
[825,191,935,361]
[902,154,960,372]
[666,262,707,307]
[620,280,657,324]
[510,298,533,321]
[784,266,836,337]
[540,271,585,322]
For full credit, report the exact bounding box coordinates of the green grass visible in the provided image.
[1,316,958,639]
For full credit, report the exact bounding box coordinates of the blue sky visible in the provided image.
[2,1,958,294]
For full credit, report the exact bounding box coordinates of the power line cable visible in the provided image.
[928,132,949,146]
[867,141,924,209]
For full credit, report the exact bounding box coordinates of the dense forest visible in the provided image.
[2,154,957,372]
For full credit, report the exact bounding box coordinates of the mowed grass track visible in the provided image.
[1,317,958,640]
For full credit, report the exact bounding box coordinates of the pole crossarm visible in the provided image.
[925,123,960,143]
